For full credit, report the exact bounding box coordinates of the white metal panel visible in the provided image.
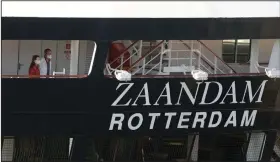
[2,40,19,75]
[259,39,276,63]
[247,133,266,161]
[1,138,15,161]
[70,40,79,75]
[18,40,41,75]
[78,40,87,75]
[268,39,280,70]
[56,40,70,74]
[163,66,194,73]
[85,41,95,75]
[2,1,279,18]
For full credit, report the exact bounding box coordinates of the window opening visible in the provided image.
[222,39,251,63]
[1,40,97,79]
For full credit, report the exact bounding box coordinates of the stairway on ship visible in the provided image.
[106,40,236,76]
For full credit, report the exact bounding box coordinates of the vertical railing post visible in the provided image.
[190,50,193,67]
[129,41,133,68]
[142,41,146,75]
[214,57,217,74]
[121,55,124,70]
[70,40,79,75]
[138,40,143,72]
[198,51,201,70]
[199,41,202,53]
[159,40,165,74]
[168,40,172,68]
[177,51,179,66]
[191,40,194,68]
[199,41,203,70]
[191,40,194,51]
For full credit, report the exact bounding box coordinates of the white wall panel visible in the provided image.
[2,40,19,75]
[18,40,41,75]
[56,40,70,74]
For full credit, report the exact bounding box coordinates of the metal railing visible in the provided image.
[180,40,235,74]
[106,40,163,74]
[198,40,236,74]
[128,40,164,74]
[108,41,140,69]
[107,40,236,76]
[255,62,270,73]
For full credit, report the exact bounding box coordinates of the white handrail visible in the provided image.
[106,40,235,76]
[180,41,227,74]
[145,62,161,75]
[109,41,140,69]
[132,49,167,74]
[196,40,235,74]
[115,50,139,69]
[200,53,224,74]
[127,40,139,52]
[255,62,280,78]
[254,63,262,73]
[106,63,132,81]
[131,42,165,74]
[190,50,224,74]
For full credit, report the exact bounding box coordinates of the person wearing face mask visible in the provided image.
[29,55,41,76]
[13,55,41,161]
[40,48,52,76]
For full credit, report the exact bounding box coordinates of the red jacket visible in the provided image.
[29,65,40,76]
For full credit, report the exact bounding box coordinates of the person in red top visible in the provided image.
[29,55,41,77]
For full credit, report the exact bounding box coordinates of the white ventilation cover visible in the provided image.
[106,64,131,81]
[265,68,280,78]
[114,70,132,81]
[191,69,208,81]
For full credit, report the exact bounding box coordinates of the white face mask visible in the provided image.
[35,60,41,64]
[47,55,52,59]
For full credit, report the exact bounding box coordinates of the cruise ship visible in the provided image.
[1,2,280,162]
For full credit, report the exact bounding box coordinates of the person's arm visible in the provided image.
[39,59,45,75]
[29,67,37,76]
